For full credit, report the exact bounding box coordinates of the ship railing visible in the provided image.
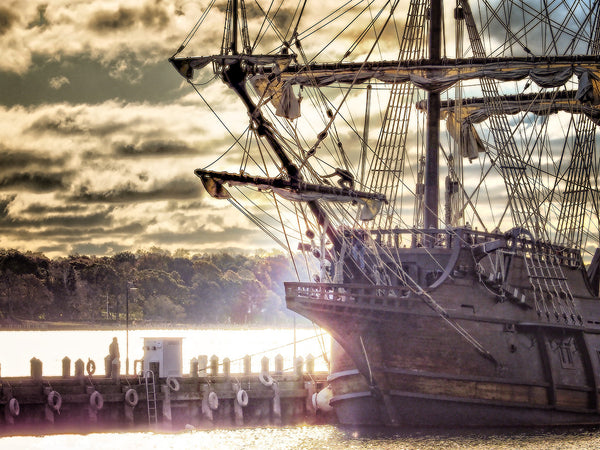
[369,227,582,268]
[285,282,412,310]
[369,227,500,249]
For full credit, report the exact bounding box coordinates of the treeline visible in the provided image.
[0,248,300,326]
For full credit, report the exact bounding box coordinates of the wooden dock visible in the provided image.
[0,354,334,435]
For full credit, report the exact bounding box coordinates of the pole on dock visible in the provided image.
[125,281,137,376]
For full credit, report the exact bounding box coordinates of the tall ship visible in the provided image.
[171,0,600,426]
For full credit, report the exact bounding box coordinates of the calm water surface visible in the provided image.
[0,328,330,376]
[2,425,600,449]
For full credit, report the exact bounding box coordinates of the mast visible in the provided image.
[219,0,343,250]
[424,0,442,238]
[231,0,238,55]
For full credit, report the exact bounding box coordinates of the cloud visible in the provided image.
[69,241,130,256]
[88,3,170,32]
[114,139,196,157]
[70,178,202,203]
[0,208,114,229]
[27,4,48,29]
[88,7,137,31]
[27,109,94,135]
[22,202,89,215]
[0,195,15,217]
[144,224,267,246]
[0,7,18,35]
[0,171,70,192]
[0,1,195,75]
[0,147,69,172]
[49,75,70,90]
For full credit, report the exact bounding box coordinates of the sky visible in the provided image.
[0,0,406,259]
[0,0,289,257]
[1,0,595,259]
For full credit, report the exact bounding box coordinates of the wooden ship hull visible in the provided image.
[286,227,600,427]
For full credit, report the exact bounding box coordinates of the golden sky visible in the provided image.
[1,0,598,257]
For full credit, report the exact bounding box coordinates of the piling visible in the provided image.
[223,358,230,378]
[306,354,315,375]
[161,384,172,426]
[243,355,251,375]
[272,381,282,425]
[190,357,198,378]
[201,384,214,422]
[30,357,42,380]
[210,355,218,376]
[104,355,111,376]
[74,359,84,379]
[232,381,244,426]
[62,356,71,378]
[111,359,120,383]
[198,355,208,376]
[261,356,269,374]
[295,356,304,377]
[275,354,283,375]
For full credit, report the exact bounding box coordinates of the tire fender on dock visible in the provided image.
[259,372,274,387]
[86,359,96,375]
[166,376,180,392]
[89,390,104,410]
[124,388,139,407]
[208,391,219,410]
[47,390,62,412]
[236,389,249,407]
[8,398,20,417]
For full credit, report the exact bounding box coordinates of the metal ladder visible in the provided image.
[142,370,158,426]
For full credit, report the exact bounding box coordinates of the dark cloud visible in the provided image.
[27,110,126,137]
[144,224,266,246]
[27,113,90,135]
[114,140,196,157]
[0,7,18,36]
[88,2,170,32]
[27,4,49,29]
[37,243,69,255]
[0,54,185,107]
[0,171,70,192]
[70,178,202,203]
[69,241,130,256]
[0,147,69,172]
[22,202,89,215]
[0,195,15,218]
[0,208,114,229]
[140,4,170,29]
[88,7,137,31]
[34,221,148,238]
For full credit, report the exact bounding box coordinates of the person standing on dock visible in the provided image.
[108,337,120,376]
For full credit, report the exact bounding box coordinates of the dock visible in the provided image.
[0,352,335,435]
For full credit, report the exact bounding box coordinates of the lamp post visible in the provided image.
[125,282,137,375]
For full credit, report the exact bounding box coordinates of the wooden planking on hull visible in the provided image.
[288,276,600,426]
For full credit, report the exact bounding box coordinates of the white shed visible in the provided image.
[142,337,183,378]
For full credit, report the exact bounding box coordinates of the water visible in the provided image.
[2,328,600,447]
[0,327,330,377]
[2,425,600,449]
